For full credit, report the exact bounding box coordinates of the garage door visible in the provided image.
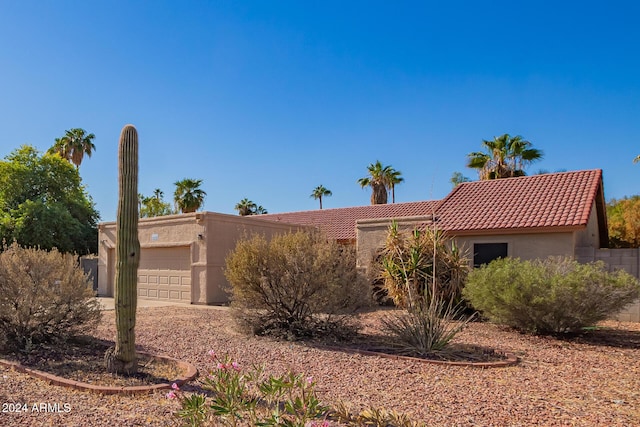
[137,247,191,303]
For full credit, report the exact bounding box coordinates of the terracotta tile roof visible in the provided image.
[252,170,605,241]
[254,201,440,241]
[435,169,603,233]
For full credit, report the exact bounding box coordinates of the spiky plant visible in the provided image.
[105,124,140,374]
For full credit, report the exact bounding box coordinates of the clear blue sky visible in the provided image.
[1,1,639,222]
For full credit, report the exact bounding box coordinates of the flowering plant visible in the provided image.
[170,350,329,427]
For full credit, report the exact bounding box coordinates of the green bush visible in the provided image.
[463,257,640,334]
[0,243,102,351]
[224,231,370,339]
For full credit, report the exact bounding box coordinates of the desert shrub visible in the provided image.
[0,243,102,351]
[224,231,370,339]
[463,257,640,334]
[378,221,469,310]
[376,222,474,354]
[381,297,474,356]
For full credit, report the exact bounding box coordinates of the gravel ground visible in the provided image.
[1,305,639,426]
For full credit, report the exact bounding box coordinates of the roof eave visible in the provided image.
[444,225,586,236]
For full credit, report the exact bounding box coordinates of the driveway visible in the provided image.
[96,297,228,311]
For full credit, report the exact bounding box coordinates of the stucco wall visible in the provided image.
[454,232,575,264]
[356,216,576,276]
[98,212,303,305]
[574,202,601,248]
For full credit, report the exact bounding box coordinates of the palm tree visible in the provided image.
[153,188,163,200]
[48,128,96,169]
[310,185,332,209]
[174,179,206,213]
[358,160,392,205]
[254,205,268,215]
[386,168,403,203]
[467,134,543,180]
[235,198,257,216]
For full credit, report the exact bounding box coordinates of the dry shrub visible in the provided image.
[224,231,370,339]
[463,256,640,334]
[0,243,101,351]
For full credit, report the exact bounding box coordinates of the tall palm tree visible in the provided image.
[467,134,543,180]
[235,198,257,216]
[310,185,332,209]
[358,160,392,205]
[174,178,206,213]
[153,188,163,200]
[386,168,403,203]
[48,128,96,169]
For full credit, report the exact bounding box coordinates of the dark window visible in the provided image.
[473,243,508,267]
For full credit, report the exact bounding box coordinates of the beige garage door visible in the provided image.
[137,247,191,303]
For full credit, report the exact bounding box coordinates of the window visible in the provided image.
[473,243,508,267]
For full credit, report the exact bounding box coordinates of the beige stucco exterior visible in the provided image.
[98,212,302,304]
[355,201,603,277]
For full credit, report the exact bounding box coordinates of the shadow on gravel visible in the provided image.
[566,328,640,349]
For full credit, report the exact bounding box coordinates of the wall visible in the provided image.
[356,216,575,276]
[576,246,640,322]
[202,213,303,304]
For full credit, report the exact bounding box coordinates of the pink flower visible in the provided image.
[166,391,177,399]
[216,362,225,370]
[171,382,180,390]
[207,349,216,358]
[231,361,240,371]
[306,376,314,385]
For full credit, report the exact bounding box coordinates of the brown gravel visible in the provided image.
[1,305,639,426]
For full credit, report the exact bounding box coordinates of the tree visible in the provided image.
[254,205,268,215]
[140,188,173,218]
[466,134,543,180]
[358,160,393,205]
[0,145,99,254]
[607,196,640,248]
[48,128,96,169]
[234,198,268,216]
[174,179,206,213]
[387,168,403,203]
[310,185,332,209]
[450,171,470,187]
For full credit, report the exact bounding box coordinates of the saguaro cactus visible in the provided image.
[105,124,140,374]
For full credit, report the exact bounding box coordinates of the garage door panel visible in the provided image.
[136,247,191,303]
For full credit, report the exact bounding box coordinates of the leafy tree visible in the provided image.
[358,160,392,205]
[387,168,403,203]
[235,198,267,216]
[607,196,640,248]
[174,178,206,213]
[310,185,332,209]
[466,134,543,180]
[449,171,470,188]
[0,145,99,254]
[48,128,96,169]
[140,188,173,218]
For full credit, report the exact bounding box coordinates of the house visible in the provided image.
[260,170,608,276]
[97,169,639,320]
